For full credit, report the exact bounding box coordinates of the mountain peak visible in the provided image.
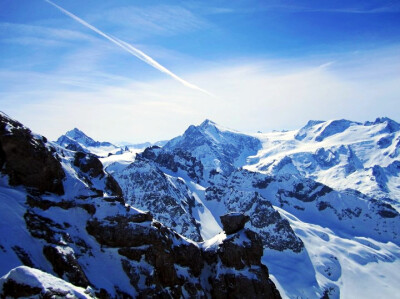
[65,127,89,139]
[199,119,218,128]
[57,128,116,152]
[363,117,400,133]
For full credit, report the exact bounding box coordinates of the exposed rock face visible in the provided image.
[0,112,65,195]
[139,146,204,183]
[113,157,203,242]
[207,229,281,299]
[43,245,90,288]
[220,212,250,235]
[164,119,261,177]
[206,179,305,253]
[86,209,280,298]
[73,152,104,178]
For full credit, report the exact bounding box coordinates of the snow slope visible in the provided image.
[246,118,400,205]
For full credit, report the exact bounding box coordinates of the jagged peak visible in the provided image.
[197,119,241,135]
[303,120,325,128]
[65,127,89,138]
[364,117,400,133]
[199,119,218,127]
[373,117,398,125]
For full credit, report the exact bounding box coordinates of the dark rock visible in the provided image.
[118,247,147,262]
[220,212,250,235]
[2,279,42,298]
[317,201,333,211]
[114,159,203,241]
[11,246,34,268]
[138,147,204,183]
[24,211,68,244]
[105,211,153,223]
[211,272,281,299]
[43,245,90,288]
[173,244,204,277]
[105,174,124,198]
[370,200,399,218]
[73,151,104,178]
[279,180,333,203]
[26,195,96,215]
[210,229,282,299]
[86,216,158,248]
[0,113,65,195]
[253,177,274,189]
[218,229,263,270]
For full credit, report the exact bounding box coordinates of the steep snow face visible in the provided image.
[247,118,400,203]
[164,119,261,178]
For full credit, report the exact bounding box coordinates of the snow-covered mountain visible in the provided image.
[2,113,400,298]
[109,118,400,298]
[56,128,119,156]
[0,112,280,298]
[246,118,400,205]
[164,119,261,179]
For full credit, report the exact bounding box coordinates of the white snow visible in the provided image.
[0,266,93,298]
[246,119,400,204]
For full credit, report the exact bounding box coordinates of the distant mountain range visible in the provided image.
[1,112,399,298]
[55,128,167,156]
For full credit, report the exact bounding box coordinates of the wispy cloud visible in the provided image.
[90,4,211,38]
[2,45,399,142]
[0,22,97,44]
[44,0,214,96]
[209,1,400,15]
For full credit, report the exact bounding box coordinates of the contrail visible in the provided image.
[44,0,214,97]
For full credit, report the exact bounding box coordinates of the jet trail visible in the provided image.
[45,0,214,97]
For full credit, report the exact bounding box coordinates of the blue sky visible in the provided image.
[1,0,400,142]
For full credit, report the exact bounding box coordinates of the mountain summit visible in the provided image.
[56,128,117,155]
[164,119,261,177]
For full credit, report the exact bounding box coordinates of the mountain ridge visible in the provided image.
[1,112,400,298]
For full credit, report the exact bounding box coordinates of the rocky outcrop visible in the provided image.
[0,112,65,195]
[113,158,203,242]
[220,212,250,235]
[43,245,90,288]
[86,210,280,298]
[138,146,204,183]
[206,183,304,253]
[206,228,281,299]
[73,152,104,178]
